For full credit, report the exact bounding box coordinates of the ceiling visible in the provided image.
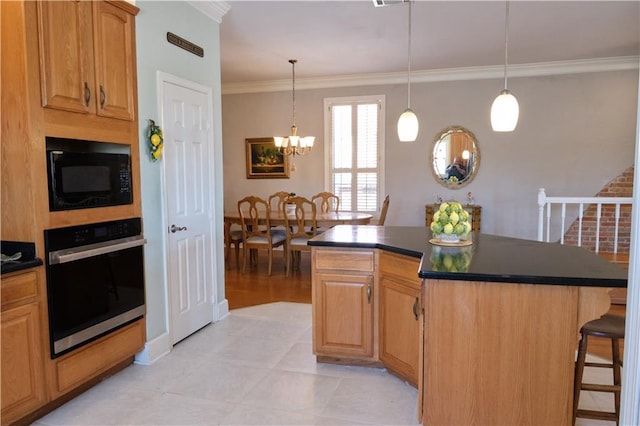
[219,1,639,91]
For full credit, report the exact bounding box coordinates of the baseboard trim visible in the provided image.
[215,298,229,321]
[134,331,171,365]
[134,299,229,365]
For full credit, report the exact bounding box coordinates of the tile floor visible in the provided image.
[35,302,617,425]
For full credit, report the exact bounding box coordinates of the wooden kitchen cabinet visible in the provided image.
[1,271,47,425]
[312,248,376,360]
[37,0,138,121]
[379,252,422,387]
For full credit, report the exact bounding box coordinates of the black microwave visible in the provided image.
[47,150,133,211]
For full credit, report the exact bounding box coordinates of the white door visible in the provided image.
[160,74,215,345]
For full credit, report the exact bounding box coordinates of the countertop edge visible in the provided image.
[308,226,627,288]
[1,258,44,275]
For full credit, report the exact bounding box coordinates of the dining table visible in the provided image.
[224,210,373,229]
[224,209,373,247]
[223,210,373,269]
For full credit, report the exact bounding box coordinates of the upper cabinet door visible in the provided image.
[37,0,95,114]
[37,0,137,121]
[92,1,136,121]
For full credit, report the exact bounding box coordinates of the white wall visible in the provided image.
[136,1,224,342]
[222,69,638,240]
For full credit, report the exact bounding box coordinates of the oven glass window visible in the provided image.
[48,246,145,345]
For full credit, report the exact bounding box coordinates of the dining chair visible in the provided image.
[237,196,287,276]
[376,195,390,226]
[224,222,243,270]
[268,191,291,213]
[282,196,318,276]
[311,191,340,213]
[268,191,291,232]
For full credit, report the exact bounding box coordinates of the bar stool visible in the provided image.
[573,313,625,426]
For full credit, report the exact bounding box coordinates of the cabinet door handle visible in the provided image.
[413,297,419,320]
[366,283,371,304]
[100,85,106,108]
[84,82,91,106]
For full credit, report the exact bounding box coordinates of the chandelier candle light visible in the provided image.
[397,0,419,142]
[490,1,519,132]
[274,59,315,156]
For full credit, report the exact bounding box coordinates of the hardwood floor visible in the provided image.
[224,249,624,360]
[225,249,312,309]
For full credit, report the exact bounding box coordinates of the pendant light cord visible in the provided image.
[290,59,297,127]
[407,0,412,109]
[503,1,510,91]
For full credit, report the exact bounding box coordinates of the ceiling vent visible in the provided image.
[372,0,407,7]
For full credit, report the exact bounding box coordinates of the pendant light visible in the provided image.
[491,1,519,132]
[274,59,315,156]
[397,0,419,142]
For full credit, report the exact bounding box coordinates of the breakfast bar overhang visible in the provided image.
[308,225,628,426]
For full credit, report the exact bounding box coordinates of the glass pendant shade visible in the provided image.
[397,1,418,143]
[491,89,519,132]
[397,108,419,142]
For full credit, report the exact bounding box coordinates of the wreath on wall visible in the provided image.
[147,119,164,162]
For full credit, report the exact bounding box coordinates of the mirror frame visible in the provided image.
[430,125,481,190]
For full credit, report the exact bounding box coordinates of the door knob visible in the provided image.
[170,224,187,233]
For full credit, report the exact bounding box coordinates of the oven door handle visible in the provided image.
[49,236,147,265]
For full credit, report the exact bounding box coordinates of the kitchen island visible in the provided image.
[308,225,627,426]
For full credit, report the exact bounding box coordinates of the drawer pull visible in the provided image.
[367,284,371,304]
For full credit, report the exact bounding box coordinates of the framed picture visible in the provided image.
[246,137,290,179]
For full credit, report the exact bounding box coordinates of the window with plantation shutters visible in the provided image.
[324,95,385,213]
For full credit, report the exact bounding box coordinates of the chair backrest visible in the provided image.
[268,191,290,212]
[312,191,339,213]
[283,196,318,242]
[378,195,390,226]
[237,196,272,241]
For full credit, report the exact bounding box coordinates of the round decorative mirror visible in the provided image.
[431,126,480,189]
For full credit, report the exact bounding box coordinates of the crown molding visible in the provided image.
[222,56,639,95]
[186,1,230,23]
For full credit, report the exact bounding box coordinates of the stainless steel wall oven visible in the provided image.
[44,218,146,358]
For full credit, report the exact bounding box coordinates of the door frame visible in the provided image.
[157,71,219,346]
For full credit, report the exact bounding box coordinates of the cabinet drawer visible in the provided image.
[1,271,38,309]
[379,252,421,289]
[55,319,145,393]
[314,249,375,272]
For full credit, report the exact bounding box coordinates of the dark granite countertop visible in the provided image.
[1,241,43,275]
[308,226,628,288]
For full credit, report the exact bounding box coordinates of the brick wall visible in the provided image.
[563,167,634,253]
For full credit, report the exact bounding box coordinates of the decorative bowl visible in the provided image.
[437,233,461,243]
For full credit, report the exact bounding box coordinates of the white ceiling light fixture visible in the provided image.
[397,0,419,142]
[491,1,519,132]
[274,59,315,157]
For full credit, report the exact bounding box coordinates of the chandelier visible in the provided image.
[274,59,315,156]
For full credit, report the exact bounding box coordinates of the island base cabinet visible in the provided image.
[422,279,580,426]
[379,252,421,387]
[313,273,374,360]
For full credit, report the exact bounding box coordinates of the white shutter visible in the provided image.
[326,96,384,213]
